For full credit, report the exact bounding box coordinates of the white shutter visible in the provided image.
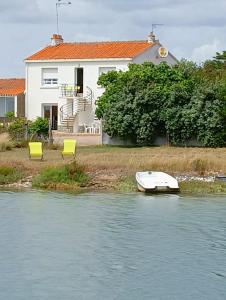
[42,68,58,85]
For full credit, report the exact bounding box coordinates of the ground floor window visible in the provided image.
[0,96,14,117]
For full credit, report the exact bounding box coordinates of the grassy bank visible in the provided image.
[0,164,25,185]
[32,162,89,192]
[179,180,226,195]
[117,175,226,195]
[0,145,226,194]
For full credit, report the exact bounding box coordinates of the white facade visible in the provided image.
[25,41,177,133]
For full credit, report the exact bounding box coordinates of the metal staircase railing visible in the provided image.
[60,86,94,124]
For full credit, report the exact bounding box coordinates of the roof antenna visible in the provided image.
[148,23,163,43]
[56,0,72,35]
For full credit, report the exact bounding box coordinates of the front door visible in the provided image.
[75,68,83,94]
[43,105,58,130]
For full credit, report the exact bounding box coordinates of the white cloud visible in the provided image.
[1,0,226,76]
[191,39,222,63]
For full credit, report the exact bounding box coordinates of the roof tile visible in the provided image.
[26,41,155,60]
[0,79,25,96]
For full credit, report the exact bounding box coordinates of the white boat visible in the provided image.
[136,171,179,193]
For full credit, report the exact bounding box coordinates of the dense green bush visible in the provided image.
[32,162,89,189]
[8,118,28,140]
[0,166,24,185]
[29,117,49,140]
[96,60,226,147]
[8,117,49,142]
[5,112,14,118]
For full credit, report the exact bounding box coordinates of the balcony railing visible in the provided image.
[60,84,82,98]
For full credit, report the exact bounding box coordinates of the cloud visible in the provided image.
[191,39,222,63]
[1,0,226,76]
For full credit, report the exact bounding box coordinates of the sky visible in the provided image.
[1,0,226,78]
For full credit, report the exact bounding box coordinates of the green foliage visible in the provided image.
[0,123,6,133]
[195,82,226,147]
[29,117,49,140]
[8,117,49,142]
[214,51,226,63]
[32,162,89,190]
[96,59,226,147]
[8,118,27,140]
[0,166,24,185]
[179,181,226,195]
[13,140,29,148]
[5,111,14,118]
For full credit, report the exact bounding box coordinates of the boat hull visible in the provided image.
[136,171,179,193]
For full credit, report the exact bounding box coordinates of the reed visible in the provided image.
[77,146,226,176]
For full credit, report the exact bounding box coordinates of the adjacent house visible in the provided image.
[0,79,25,117]
[25,33,177,133]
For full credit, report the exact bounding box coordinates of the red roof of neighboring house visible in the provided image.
[0,79,25,96]
[26,41,155,61]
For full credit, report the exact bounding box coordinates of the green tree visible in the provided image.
[96,59,226,147]
[214,51,226,63]
[29,117,49,140]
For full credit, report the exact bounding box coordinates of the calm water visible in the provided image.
[0,191,226,300]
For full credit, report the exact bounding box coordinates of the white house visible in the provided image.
[25,33,177,133]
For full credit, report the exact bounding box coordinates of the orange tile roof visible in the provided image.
[26,41,155,60]
[0,79,25,96]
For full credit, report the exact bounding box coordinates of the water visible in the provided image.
[0,191,226,300]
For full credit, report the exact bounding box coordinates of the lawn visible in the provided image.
[1,145,226,176]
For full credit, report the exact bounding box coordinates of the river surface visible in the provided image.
[0,191,226,299]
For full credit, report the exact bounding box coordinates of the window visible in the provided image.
[0,96,14,117]
[42,68,58,86]
[99,67,116,76]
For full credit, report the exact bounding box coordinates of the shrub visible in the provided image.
[0,166,24,185]
[29,117,49,140]
[13,140,29,148]
[8,118,28,141]
[5,112,14,119]
[32,162,89,189]
[190,158,208,176]
[96,60,226,147]
[0,123,6,133]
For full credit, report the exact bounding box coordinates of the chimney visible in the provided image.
[148,31,158,43]
[51,34,64,46]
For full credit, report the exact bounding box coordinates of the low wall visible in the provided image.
[102,132,168,146]
[102,133,202,147]
[53,131,102,146]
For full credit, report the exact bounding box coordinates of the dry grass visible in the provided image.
[0,146,226,177]
[0,132,10,143]
[77,146,226,176]
[0,148,66,175]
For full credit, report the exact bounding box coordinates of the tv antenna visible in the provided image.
[151,23,164,34]
[56,0,72,35]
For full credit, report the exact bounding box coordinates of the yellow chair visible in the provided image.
[66,85,74,97]
[62,139,76,159]
[28,142,43,160]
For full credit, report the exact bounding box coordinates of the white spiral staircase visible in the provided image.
[59,86,94,132]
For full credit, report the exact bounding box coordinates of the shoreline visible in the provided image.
[1,145,226,195]
[1,173,226,196]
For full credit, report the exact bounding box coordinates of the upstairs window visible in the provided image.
[99,67,116,77]
[42,68,58,86]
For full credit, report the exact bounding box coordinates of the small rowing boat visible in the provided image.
[136,171,179,193]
